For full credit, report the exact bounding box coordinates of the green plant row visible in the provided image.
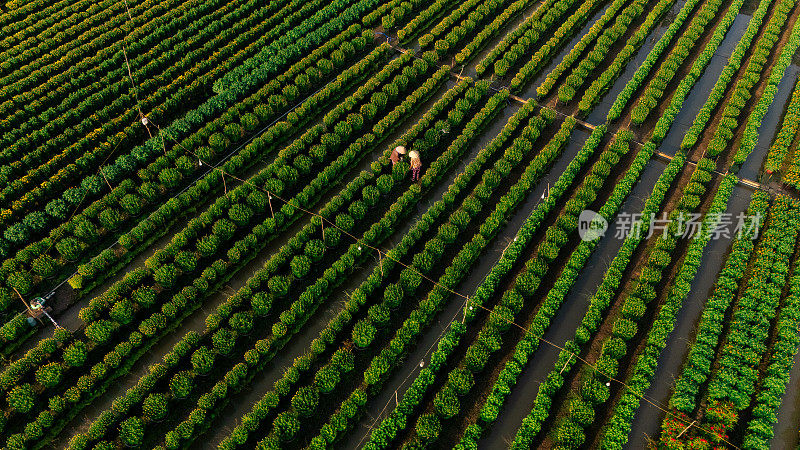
[367,121,605,449]
[0,0,224,129]
[77,52,417,326]
[213,0,383,95]
[0,0,118,72]
[359,102,549,450]
[665,192,769,416]
[509,0,610,93]
[152,74,470,450]
[707,0,797,159]
[0,17,365,263]
[741,239,800,449]
[251,90,524,449]
[677,0,774,154]
[0,30,380,352]
[419,0,506,60]
[605,0,707,122]
[542,150,717,450]
[696,197,800,445]
[396,0,460,43]
[475,0,569,77]
[0,51,443,449]
[732,14,800,169]
[0,0,365,247]
[648,0,745,144]
[375,126,616,450]
[0,0,100,55]
[370,0,427,30]
[599,173,740,449]
[506,0,755,438]
[0,0,301,209]
[0,0,149,103]
[628,0,725,125]
[412,129,627,449]
[509,147,687,448]
[454,0,536,66]
[537,0,635,99]
[206,81,505,450]
[303,110,576,450]
[510,82,716,445]
[765,78,800,174]
[558,0,656,104]
[461,134,661,449]
[71,70,476,450]
[577,0,682,115]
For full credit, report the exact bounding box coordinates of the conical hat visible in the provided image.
[408,150,419,159]
[395,145,406,154]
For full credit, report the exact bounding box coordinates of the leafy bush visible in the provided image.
[304,240,325,262]
[415,413,441,443]
[291,255,312,279]
[268,276,290,297]
[35,362,63,389]
[212,328,236,355]
[433,386,460,419]
[291,386,320,417]
[85,319,114,344]
[143,393,168,421]
[229,312,253,335]
[250,292,272,317]
[191,346,215,375]
[119,417,144,447]
[170,371,194,399]
[8,383,35,413]
[273,412,300,442]
[64,341,88,367]
[352,319,376,348]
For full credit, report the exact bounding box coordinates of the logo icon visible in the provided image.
[578,209,608,242]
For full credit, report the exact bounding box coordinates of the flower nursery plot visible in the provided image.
[3,0,800,448]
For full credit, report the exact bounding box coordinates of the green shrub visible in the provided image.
[85,319,114,344]
[119,417,144,447]
[383,283,403,309]
[35,362,63,389]
[416,413,441,442]
[273,412,300,442]
[250,292,272,317]
[212,328,235,355]
[228,204,253,227]
[142,393,168,421]
[229,312,253,335]
[291,386,319,417]
[64,341,88,367]
[304,240,325,262]
[268,276,290,297]
[448,368,474,396]
[433,386,460,419]
[170,371,194,399]
[191,346,215,375]
[376,175,394,195]
[291,255,312,279]
[7,384,35,413]
[352,319,376,348]
[31,254,56,278]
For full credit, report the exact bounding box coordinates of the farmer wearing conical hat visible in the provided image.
[390,145,406,165]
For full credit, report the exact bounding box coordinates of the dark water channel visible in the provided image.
[622,184,753,449]
[476,157,668,448]
[340,122,593,450]
[658,13,753,157]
